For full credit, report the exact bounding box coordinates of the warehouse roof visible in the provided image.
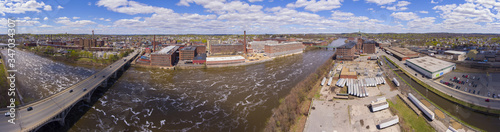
[151,46,178,55]
[406,56,455,73]
[444,50,466,55]
[341,68,356,76]
[338,42,356,49]
[206,55,245,62]
[180,46,196,51]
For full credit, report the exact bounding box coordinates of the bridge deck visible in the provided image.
[0,50,139,131]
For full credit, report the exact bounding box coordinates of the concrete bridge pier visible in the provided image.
[100,78,108,87]
[82,88,97,103]
[113,72,118,78]
[31,104,73,132]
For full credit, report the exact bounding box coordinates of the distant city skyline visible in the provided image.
[1,0,500,34]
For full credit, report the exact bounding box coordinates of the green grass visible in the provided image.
[388,97,434,132]
[0,59,10,107]
[77,58,95,63]
[383,56,486,131]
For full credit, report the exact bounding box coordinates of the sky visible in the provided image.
[1,0,500,34]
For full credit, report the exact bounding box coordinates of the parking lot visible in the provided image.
[438,72,500,99]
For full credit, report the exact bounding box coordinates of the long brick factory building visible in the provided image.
[264,42,304,57]
[385,47,419,61]
[150,46,179,67]
[335,42,356,60]
[210,44,244,55]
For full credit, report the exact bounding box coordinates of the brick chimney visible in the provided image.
[244,31,247,54]
[153,35,156,52]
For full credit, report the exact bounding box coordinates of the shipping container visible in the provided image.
[392,78,400,87]
[408,93,435,121]
[321,77,326,86]
[327,77,333,86]
[377,115,399,129]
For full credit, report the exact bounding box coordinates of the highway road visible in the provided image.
[0,50,139,131]
[380,51,500,110]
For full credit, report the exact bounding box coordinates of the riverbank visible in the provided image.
[0,58,11,107]
[264,54,334,131]
[383,55,487,131]
[21,46,132,68]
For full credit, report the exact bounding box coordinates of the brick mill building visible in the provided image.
[264,42,305,57]
[179,46,197,61]
[335,42,356,60]
[150,46,179,67]
[210,44,244,55]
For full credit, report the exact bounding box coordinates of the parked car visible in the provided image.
[485,99,490,102]
[70,89,73,93]
[488,92,491,97]
[4,112,10,117]
[27,107,33,111]
[83,88,87,91]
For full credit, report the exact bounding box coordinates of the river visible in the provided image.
[2,39,343,131]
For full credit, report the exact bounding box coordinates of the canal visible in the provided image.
[2,39,344,131]
[383,57,500,131]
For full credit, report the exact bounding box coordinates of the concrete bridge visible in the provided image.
[0,50,140,132]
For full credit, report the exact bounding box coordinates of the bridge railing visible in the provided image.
[13,51,139,110]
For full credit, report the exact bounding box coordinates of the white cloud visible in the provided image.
[331,10,369,21]
[39,24,53,27]
[286,0,343,12]
[33,18,40,20]
[44,17,49,20]
[44,5,52,11]
[105,18,111,21]
[385,1,410,11]
[433,2,498,30]
[249,0,264,2]
[0,18,40,26]
[55,18,96,27]
[0,0,52,16]
[73,17,80,19]
[365,0,396,5]
[407,17,435,28]
[419,11,429,14]
[23,17,31,20]
[57,5,64,9]
[390,12,418,21]
[96,0,170,15]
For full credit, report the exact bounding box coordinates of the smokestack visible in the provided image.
[244,31,247,54]
[153,35,156,52]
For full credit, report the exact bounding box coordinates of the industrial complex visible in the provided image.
[405,56,456,79]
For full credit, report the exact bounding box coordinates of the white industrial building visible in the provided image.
[405,56,456,79]
[444,50,467,61]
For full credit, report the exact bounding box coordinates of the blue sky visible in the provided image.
[1,0,500,34]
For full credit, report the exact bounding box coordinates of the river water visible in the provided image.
[3,39,343,131]
[0,50,96,103]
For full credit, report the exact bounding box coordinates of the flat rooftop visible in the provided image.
[444,50,466,55]
[207,55,245,61]
[265,41,301,46]
[151,46,178,55]
[341,68,356,76]
[406,56,456,73]
[338,42,356,49]
[181,46,196,51]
